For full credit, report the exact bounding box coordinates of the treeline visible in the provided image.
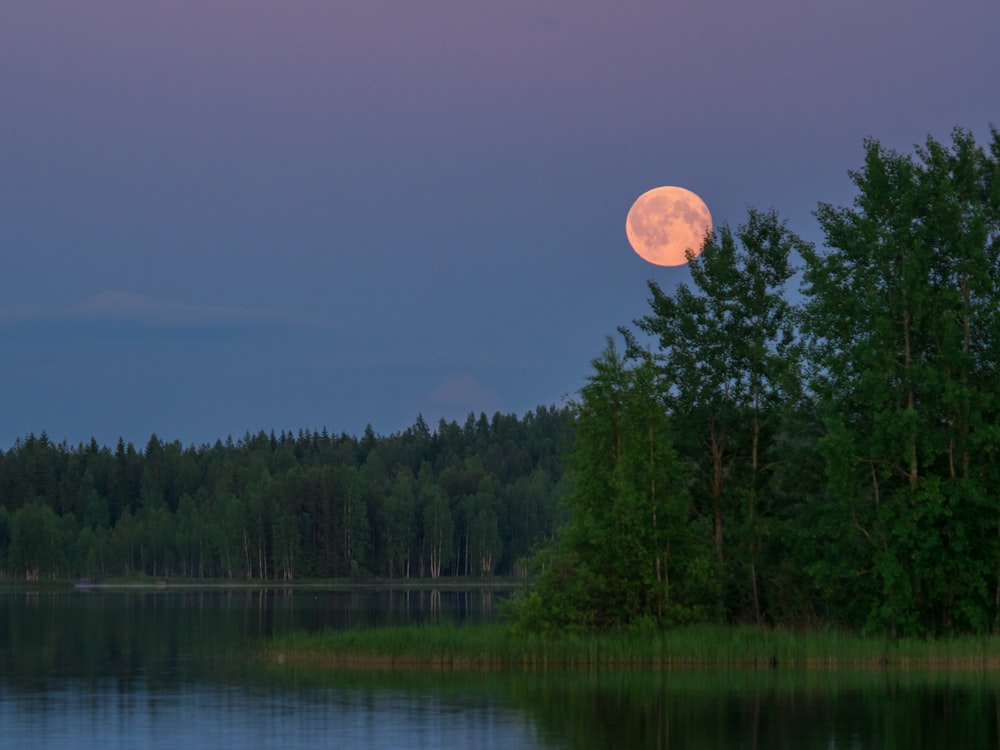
[0,407,573,582]
[511,126,1000,637]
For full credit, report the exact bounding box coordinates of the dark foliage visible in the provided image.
[0,406,573,582]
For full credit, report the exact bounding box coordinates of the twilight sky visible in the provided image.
[3,1,998,449]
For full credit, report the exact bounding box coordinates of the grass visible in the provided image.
[265,623,1000,671]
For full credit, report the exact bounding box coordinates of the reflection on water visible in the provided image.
[505,669,1000,749]
[2,588,536,750]
[0,681,542,750]
[3,589,1000,749]
[0,588,505,687]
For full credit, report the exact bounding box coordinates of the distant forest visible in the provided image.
[4,127,1000,638]
[0,408,573,584]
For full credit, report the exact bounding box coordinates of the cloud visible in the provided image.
[0,291,280,328]
[426,374,501,416]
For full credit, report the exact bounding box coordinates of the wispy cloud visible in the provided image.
[0,291,281,328]
[427,374,500,415]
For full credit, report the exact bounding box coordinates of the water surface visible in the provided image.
[3,588,999,748]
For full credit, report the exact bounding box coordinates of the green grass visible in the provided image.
[265,623,1000,671]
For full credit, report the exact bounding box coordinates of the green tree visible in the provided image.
[218,492,249,578]
[627,207,808,623]
[380,468,416,578]
[803,127,1000,635]
[468,485,503,576]
[174,492,199,577]
[271,504,300,580]
[78,524,111,578]
[504,468,555,577]
[337,466,370,577]
[9,501,64,580]
[244,474,274,579]
[110,508,139,576]
[512,340,705,632]
[136,467,174,577]
[420,483,453,579]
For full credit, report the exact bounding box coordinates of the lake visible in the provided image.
[2,587,1000,748]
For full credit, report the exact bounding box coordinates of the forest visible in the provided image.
[0,407,572,584]
[2,127,999,637]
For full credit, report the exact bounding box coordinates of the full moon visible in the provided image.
[625,186,712,266]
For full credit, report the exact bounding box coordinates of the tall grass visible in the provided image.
[265,624,1000,671]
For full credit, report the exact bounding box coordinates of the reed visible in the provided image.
[265,624,1000,671]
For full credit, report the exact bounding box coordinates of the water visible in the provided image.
[3,587,1000,749]
[2,681,541,750]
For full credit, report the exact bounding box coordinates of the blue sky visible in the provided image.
[3,1,999,448]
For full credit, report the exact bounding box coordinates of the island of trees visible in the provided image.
[2,127,999,639]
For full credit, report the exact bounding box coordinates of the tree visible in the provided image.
[803,127,1000,635]
[420,484,453,579]
[271,504,300,581]
[9,502,64,580]
[626,207,808,623]
[244,474,274,579]
[337,466,370,577]
[380,468,416,579]
[504,468,554,577]
[468,484,503,576]
[136,465,175,577]
[511,340,707,632]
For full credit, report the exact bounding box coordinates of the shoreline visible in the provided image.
[265,623,1000,672]
[0,577,522,592]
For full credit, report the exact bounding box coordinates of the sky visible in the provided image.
[2,1,999,450]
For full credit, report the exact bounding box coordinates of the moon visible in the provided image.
[625,186,712,266]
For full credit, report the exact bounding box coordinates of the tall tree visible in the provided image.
[626,207,808,623]
[803,127,1000,635]
[420,484,453,579]
[512,340,705,632]
[9,502,64,581]
[380,468,416,578]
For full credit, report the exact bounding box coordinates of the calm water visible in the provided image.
[3,588,1000,749]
